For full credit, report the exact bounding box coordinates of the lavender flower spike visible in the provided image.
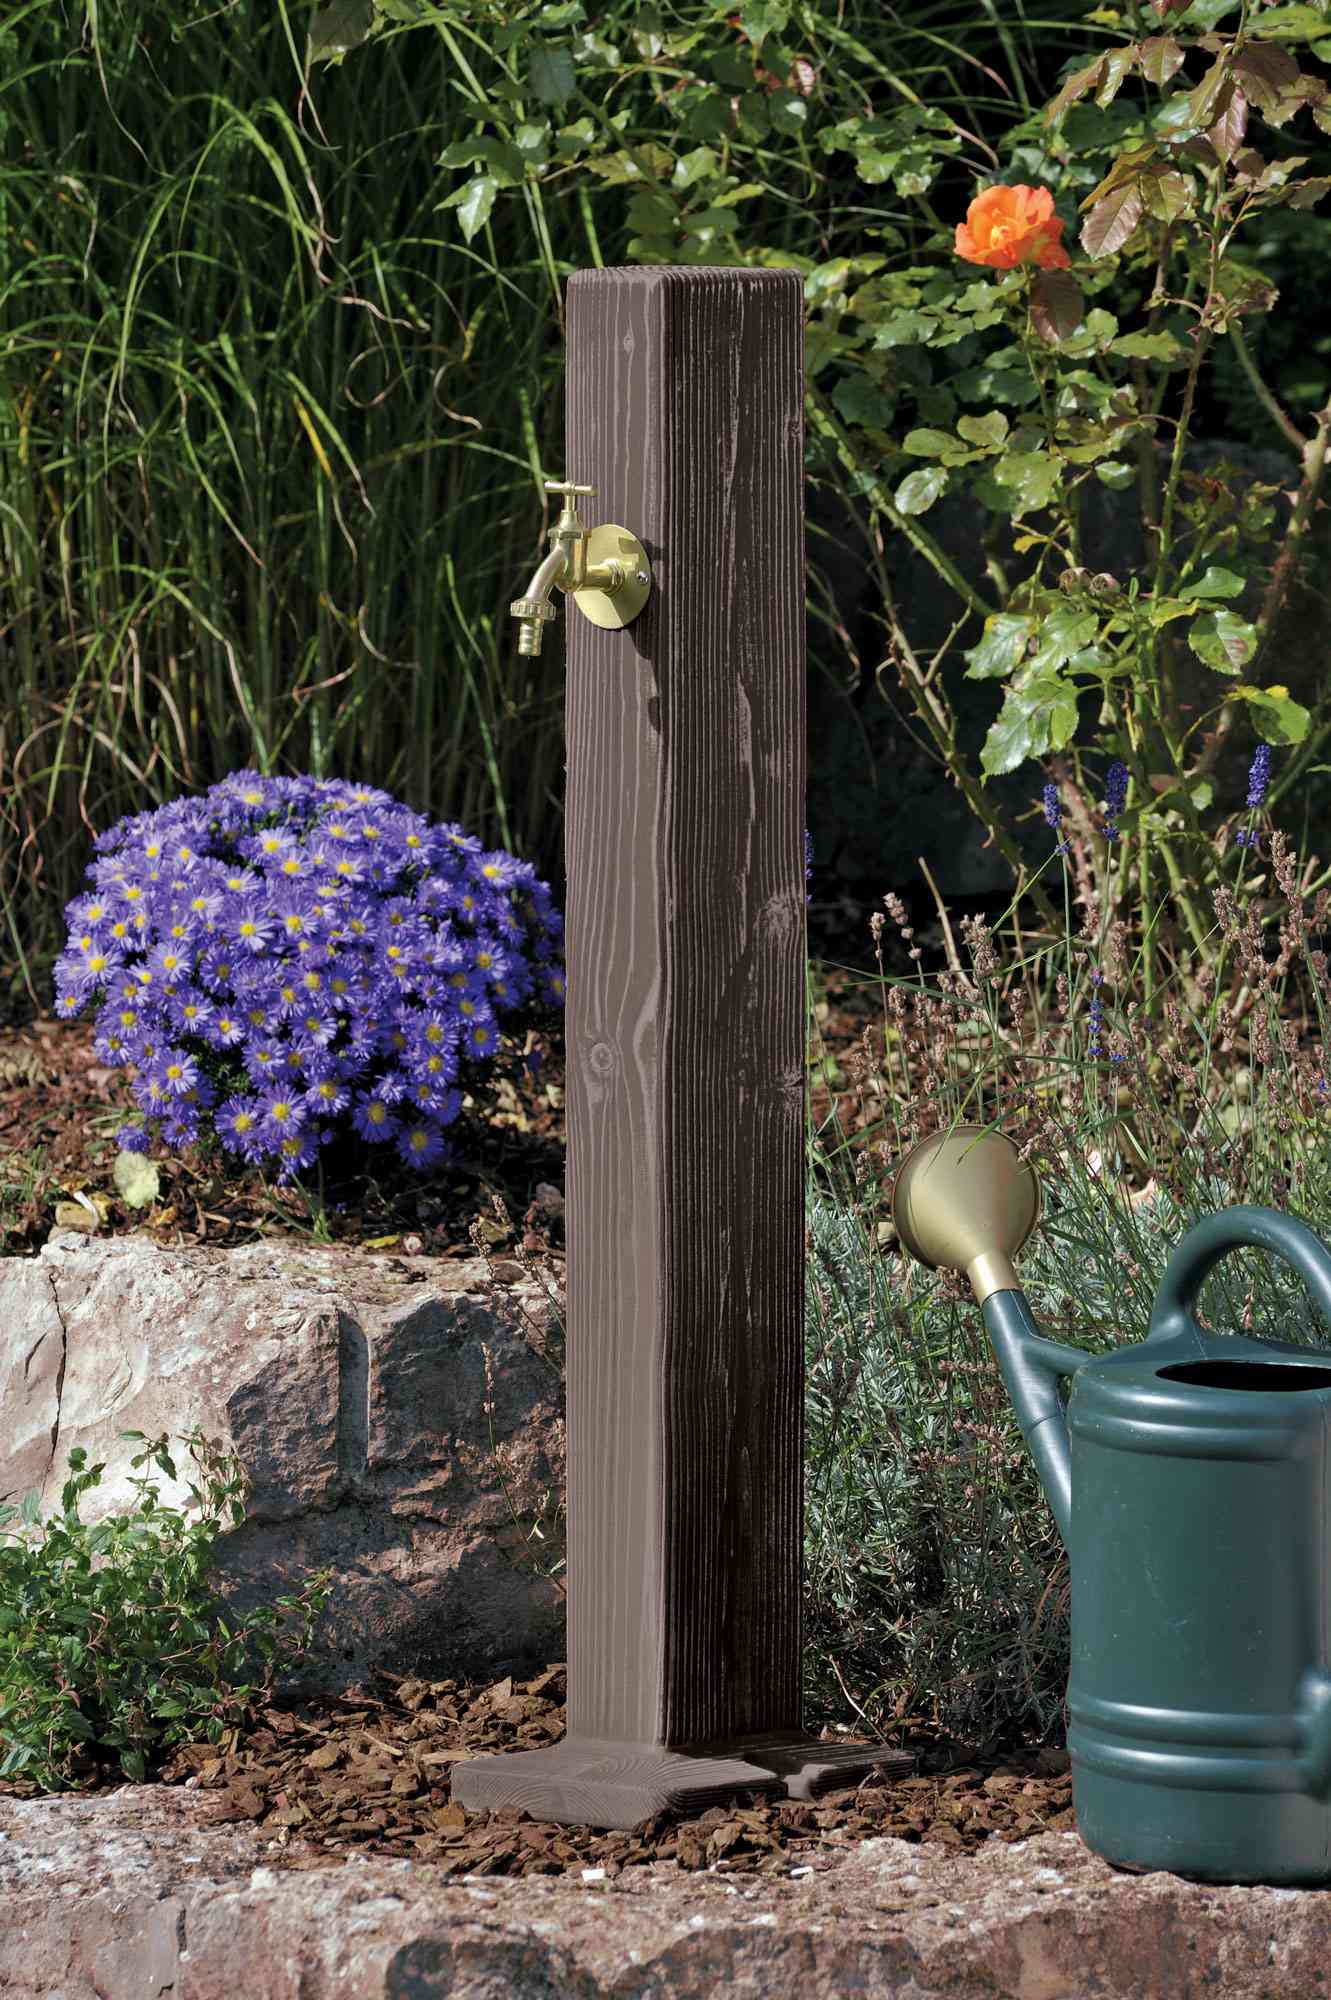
[1246,743,1272,811]
[1042,780,1069,855]
[1101,760,1129,845]
[1087,968,1105,1058]
[1234,743,1273,849]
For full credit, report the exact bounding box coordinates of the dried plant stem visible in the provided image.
[1257,395,1331,659]
[1227,323,1309,455]
[916,855,972,992]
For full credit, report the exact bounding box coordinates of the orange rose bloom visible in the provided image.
[955,185,1071,271]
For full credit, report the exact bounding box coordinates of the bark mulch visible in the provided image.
[0,1662,1074,1878]
[0,1015,567,1263]
[0,882,903,1264]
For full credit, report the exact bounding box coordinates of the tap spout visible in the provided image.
[511,545,571,658]
[510,480,647,656]
[519,544,570,608]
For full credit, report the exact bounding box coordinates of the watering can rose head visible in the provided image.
[954,184,1071,271]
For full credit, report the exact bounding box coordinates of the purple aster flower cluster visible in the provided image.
[1101,761,1129,844]
[52,772,564,1185]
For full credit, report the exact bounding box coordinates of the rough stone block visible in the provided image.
[0,1233,566,1700]
[3,1791,1331,1999]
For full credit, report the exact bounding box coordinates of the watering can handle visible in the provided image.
[1147,1205,1331,1352]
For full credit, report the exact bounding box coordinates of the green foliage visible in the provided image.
[2,0,1106,1007]
[804,1184,1072,1741]
[5,0,1330,1023]
[2,3,587,1002]
[798,5,1331,994]
[0,1428,334,1793]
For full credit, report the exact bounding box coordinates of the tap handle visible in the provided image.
[545,479,595,501]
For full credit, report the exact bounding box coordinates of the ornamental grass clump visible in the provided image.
[52,773,564,1183]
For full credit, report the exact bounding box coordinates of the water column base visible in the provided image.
[452,1733,915,1831]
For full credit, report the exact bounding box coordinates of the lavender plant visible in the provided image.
[52,773,564,1185]
[802,770,1331,1743]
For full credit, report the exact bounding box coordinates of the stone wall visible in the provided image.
[0,1234,567,1702]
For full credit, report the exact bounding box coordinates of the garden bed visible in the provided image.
[0,1657,1072,1872]
[0,891,894,1262]
[2,908,1006,1848]
[0,1012,568,1262]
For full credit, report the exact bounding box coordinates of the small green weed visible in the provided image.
[0,1427,334,1794]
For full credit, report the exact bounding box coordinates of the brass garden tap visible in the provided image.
[510,479,652,656]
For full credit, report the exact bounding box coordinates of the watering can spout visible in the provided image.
[893,1125,1083,1549]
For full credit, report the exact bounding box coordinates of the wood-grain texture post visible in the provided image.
[453,267,910,1829]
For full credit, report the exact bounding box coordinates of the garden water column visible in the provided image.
[454,266,910,1829]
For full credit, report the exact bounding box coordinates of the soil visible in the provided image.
[0,1661,1075,1877]
[0,1016,570,1263]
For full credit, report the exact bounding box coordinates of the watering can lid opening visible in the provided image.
[1156,1358,1331,1392]
[1072,1328,1331,1443]
[1088,1324,1331,1383]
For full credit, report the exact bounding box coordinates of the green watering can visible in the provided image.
[892,1123,1331,1886]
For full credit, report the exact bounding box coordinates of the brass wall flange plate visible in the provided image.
[571,523,652,629]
